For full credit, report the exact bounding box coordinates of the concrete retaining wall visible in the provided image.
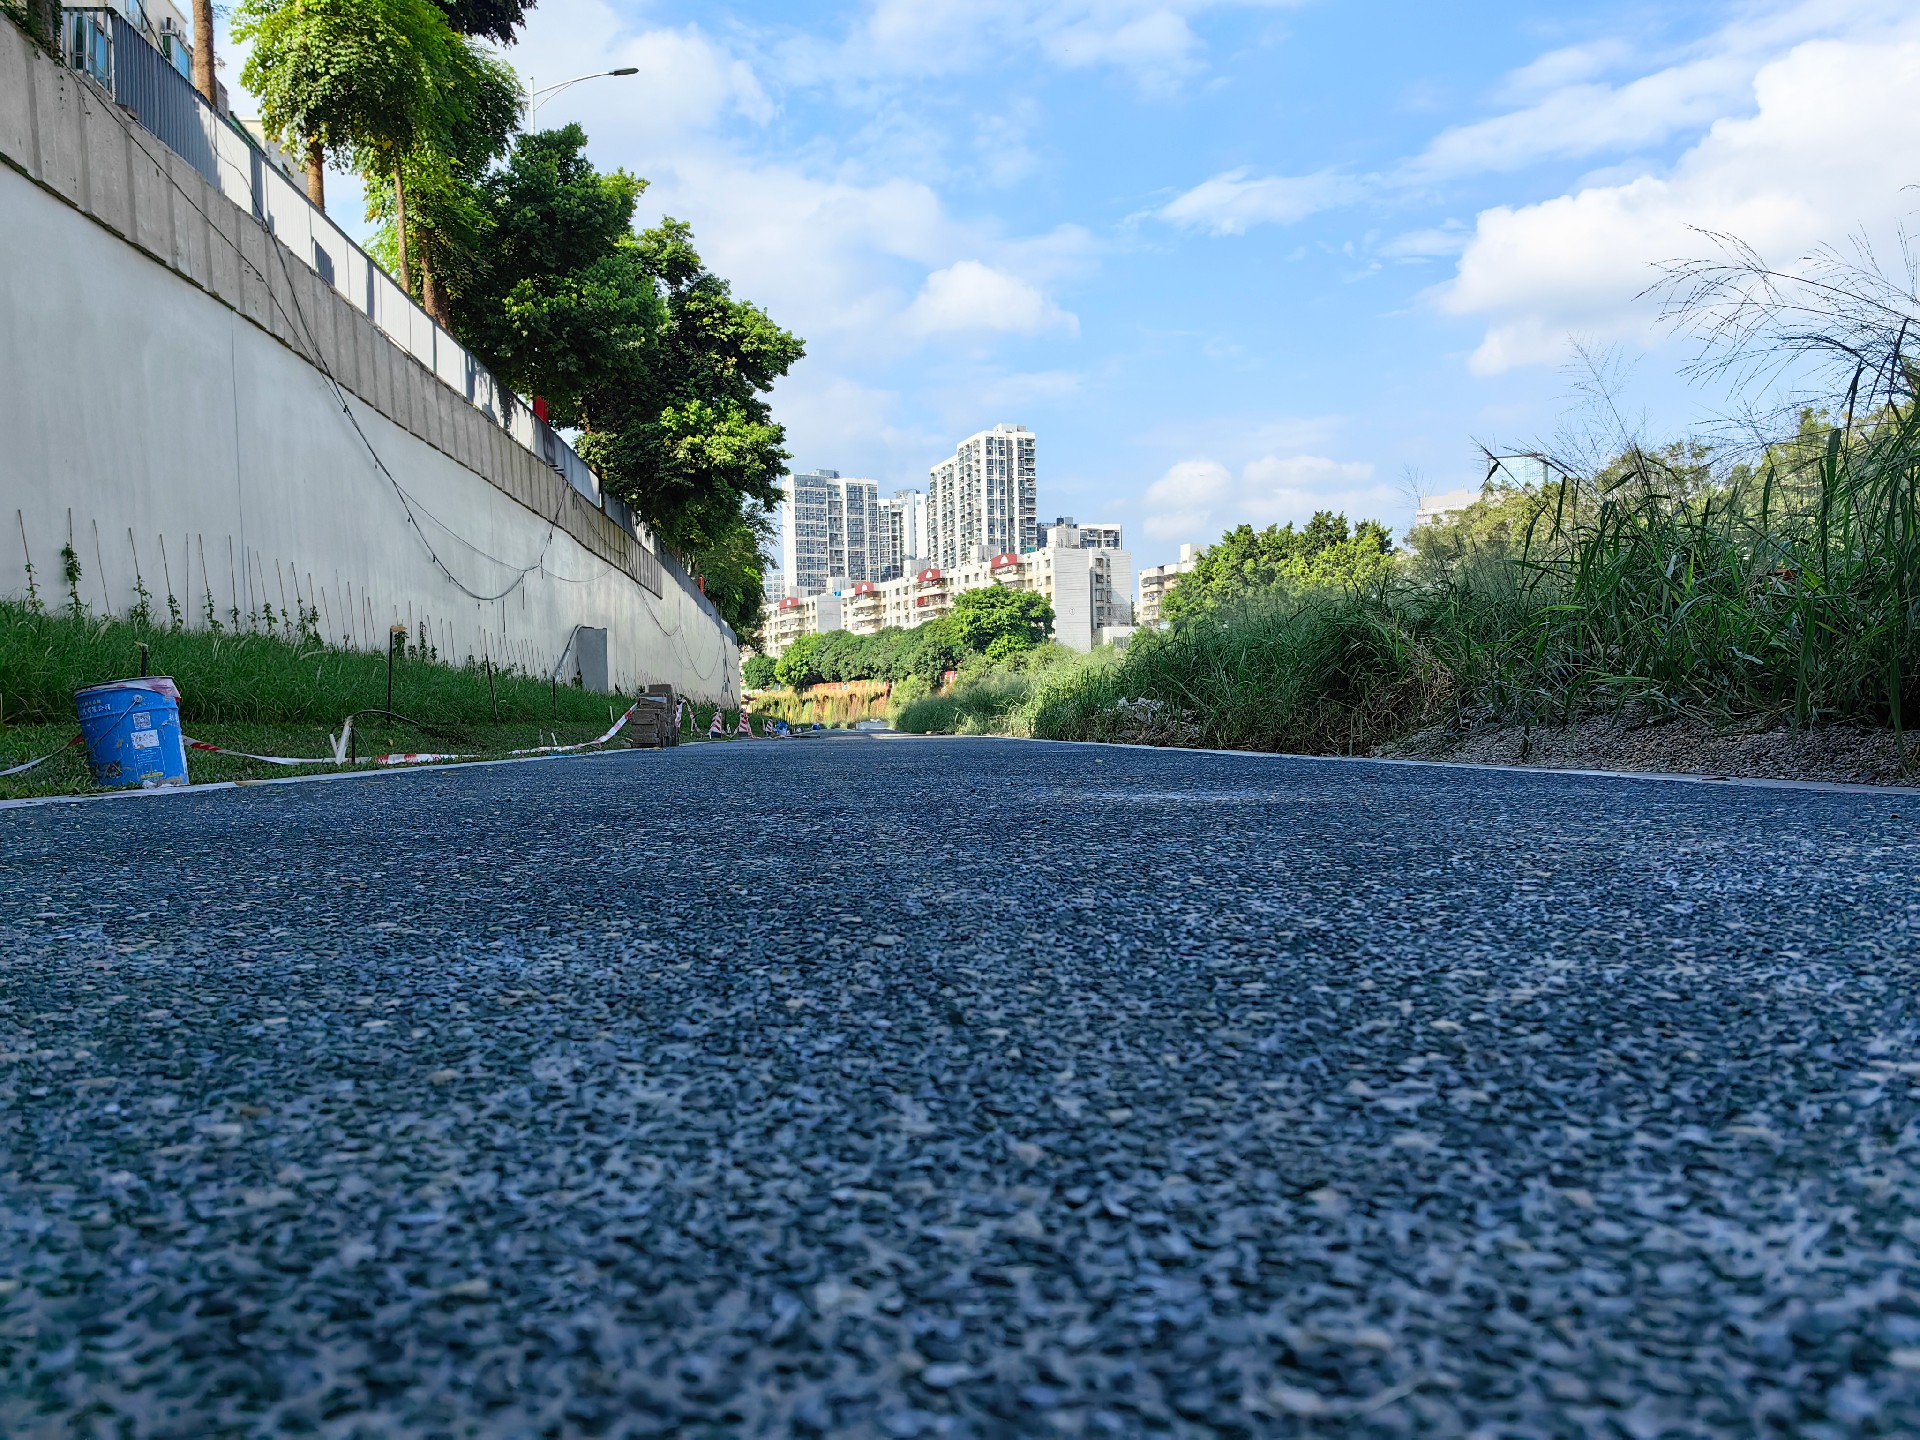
[0,20,739,702]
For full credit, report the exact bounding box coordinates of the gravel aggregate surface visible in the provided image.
[2,735,1918,1437]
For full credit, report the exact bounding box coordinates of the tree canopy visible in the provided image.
[238,0,519,294]
[948,586,1053,655]
[575,218,804,551]
[236,0,458,183]
[1162,512,1393,621]
[441,126,658,415]
[423,130,801,640]
[766,589,1059,691]
[432,0,534,43]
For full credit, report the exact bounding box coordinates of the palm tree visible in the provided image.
[192,0,217,107]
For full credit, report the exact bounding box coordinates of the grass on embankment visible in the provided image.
[0,603,738,797]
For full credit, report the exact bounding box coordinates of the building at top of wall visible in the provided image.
[62,0,201,88]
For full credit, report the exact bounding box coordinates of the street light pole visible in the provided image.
[524,68,640,126]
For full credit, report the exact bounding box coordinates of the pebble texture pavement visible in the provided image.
[1,737,1918,1437]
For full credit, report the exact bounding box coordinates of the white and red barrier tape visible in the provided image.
[1,735,83,778]
[185,695,673,770]
[185,738,341,766]
[8,696,711,788]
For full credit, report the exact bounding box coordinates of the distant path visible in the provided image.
[2,738,1917,1435]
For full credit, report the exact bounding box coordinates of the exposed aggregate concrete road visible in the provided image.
[2,737,1918,1437]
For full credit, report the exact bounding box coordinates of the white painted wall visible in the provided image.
[0,25,739,702]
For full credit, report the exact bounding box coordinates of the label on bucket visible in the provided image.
[131,730,160,749]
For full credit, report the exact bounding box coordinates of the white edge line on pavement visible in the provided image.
[878,731,1920,799]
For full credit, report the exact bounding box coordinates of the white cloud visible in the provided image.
[1411,0,1913,181]
[1153,0,1920,241]
[1141,458,1232,540]
[1405,58,1750,182]
[504,5,772,137]
[1494,39,1636,102]
[906,261,1079,337]
[1142,454,1390,540]
[774,372,942,482]
[1439,34,1920,373]
[803,0,1298,93]
[1159,169,1361,235]
[1379,224,1469,260]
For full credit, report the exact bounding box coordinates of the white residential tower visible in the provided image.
[928,424,1037,570]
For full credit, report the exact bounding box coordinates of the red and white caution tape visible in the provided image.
[1,735,83,777]
[186,696,669,771]
[186,738,342,766]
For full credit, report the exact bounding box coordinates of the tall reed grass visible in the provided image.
[1026,409,1920,751]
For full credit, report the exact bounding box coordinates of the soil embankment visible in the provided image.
[1380,717,1920,788]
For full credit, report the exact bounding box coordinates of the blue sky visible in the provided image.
[238,0,1920,571]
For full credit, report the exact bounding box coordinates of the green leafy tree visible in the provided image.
[578,220,803,538]
[949,586,1053,654]
[574,220,802,635]
[445,126,659,416]
[1406,481,1562,565]
[1163,512,1393,620]
[905,617,966,685]
[432,0,533,42]
[360,39,521,326]
[432,134,801,637]
[773,632,824,690]
[741,653,777,689]
[984,632,1030,664]
[686,505,775,652]
[236,0,501,234]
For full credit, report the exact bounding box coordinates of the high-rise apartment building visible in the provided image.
[780,470,880,596]
[876,489,929,581]
[927,424,1037,570]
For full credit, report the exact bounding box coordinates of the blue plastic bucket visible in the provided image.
[74,678,188,789]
